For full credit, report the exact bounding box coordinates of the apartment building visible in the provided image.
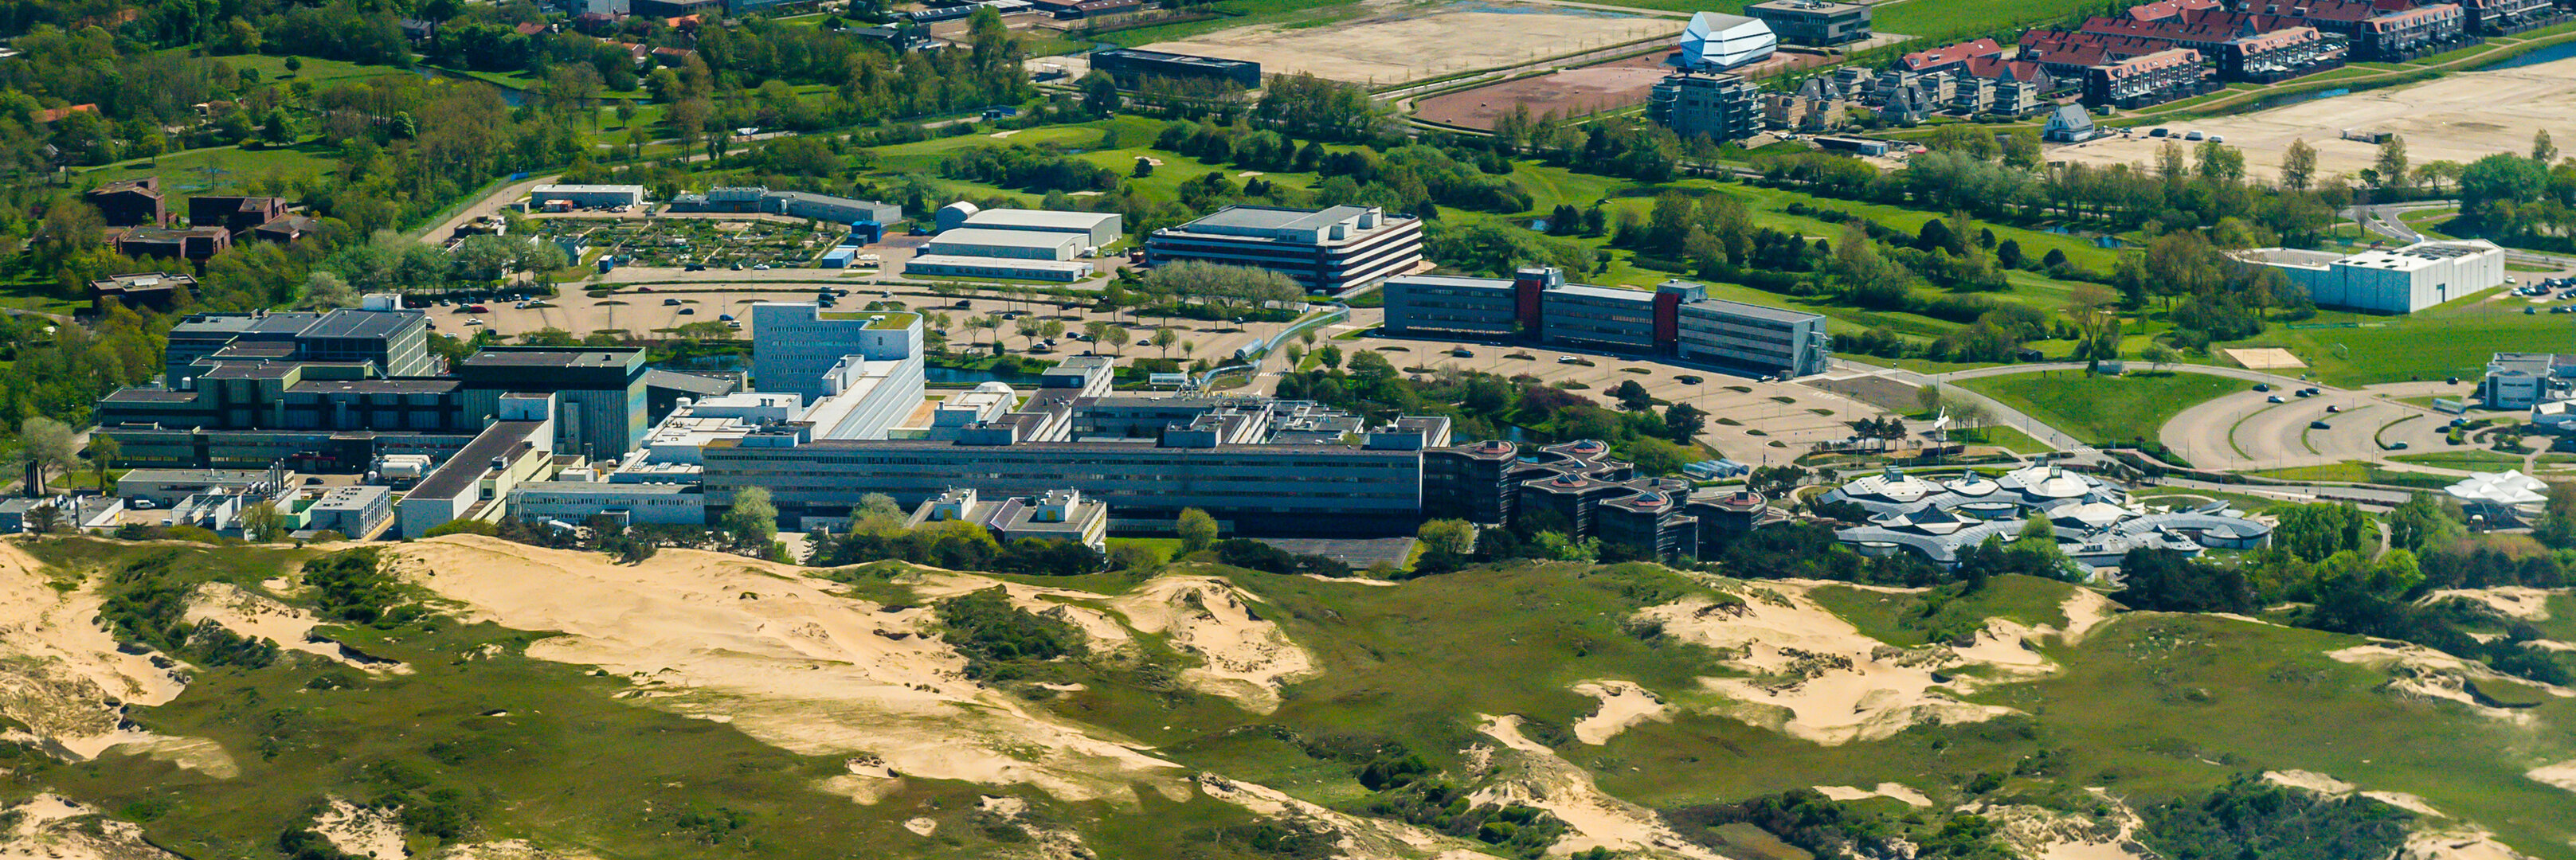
[1649,71,1764,142]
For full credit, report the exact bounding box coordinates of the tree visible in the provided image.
[1417,519,1475,558]
[1176,508,1219,553]
[2374,135,2410,190]
[2535,129,2557,165]
[2387,492,2463,553]
[724,487,780,556]
[2140,344,2178,372]
[22,502,59,535]
[1151,326,1178,359]
[2280,139,2318,191]
[18,418,79,494]
[2274,502,2371,562]
[86,434,119,495]
[1664,403,1708,440]
[243,501,285,542]
[1101,325,1131,357]
[299,271,358,310]
[2536,482,2576,549]
[1612,379,1654,411]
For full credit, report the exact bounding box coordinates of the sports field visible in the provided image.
[1134,0,1681,84]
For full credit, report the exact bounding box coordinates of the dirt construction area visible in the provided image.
[2046,55,2576,178]
[1415,53,1674,130]
[1136,0,1681,85]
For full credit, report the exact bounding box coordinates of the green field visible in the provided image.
[12,538,2576,860]
[2387,449,2531,471]
[2218,294,2576,386]
[1956,369,2242,447]
[80,143,343,196]
[1870,0,2112,41]
[2249,462,2461,489]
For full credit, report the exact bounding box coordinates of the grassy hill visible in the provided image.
[2,538,2570,860]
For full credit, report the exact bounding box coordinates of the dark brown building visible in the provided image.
[189,196,288,234]
[88,272,196,314]
[87,178,166,228]
[116,227,233,261]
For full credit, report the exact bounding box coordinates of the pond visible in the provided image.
[2247,86,2348,111]
[416,68,528,107]
[2484,39,2576,71]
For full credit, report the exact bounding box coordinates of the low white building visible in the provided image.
[2237,239,2507,314]
[529,184,647,209]
[510,481,707,526]
[922,228,1082,260]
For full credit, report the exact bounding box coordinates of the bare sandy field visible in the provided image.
[1417,49,1838,131]
[1415,53,1674,130]
[1137,2,1681,85]
[2047,57,2576,178]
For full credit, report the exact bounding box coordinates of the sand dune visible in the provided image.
[388,537,1185,804]
[1636,588,2018,745]
[185,582,409,674]
[312,797,409,860]
[1568,680,1669,745]
[0,794,179,860]
[2327,643,2576,723]
[2422,588,2557,622]
[0,542,210,764]
[1472,715,1725,860]
[1108,577,1315,714]
[1811,783,1932,807]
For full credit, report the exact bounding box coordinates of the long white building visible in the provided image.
[2237,239,2507,314]
[748,303,925,401]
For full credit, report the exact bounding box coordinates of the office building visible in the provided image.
[1822,465,2270,569]
[1649,71,1763,142]
[160,300,433,382]
[748,303,924,401]
[397,394,558,538]
[511,480,706,526]
[904,255,1097,282]
[2236,240,2506,314]
[1381,268,1830,377]
[115,227,231,261]
[664,187,902,225]
[529,184,647,208]
[907,487,1110,549]
[1680,11,1777,68]
[189,196,287,234]
[1089,48,1262,89]
[2482,353,2575,409]
[300,485,396,539]
[1146,205,1424,293]
[454,346,649,461]
[1746,0,1871,45]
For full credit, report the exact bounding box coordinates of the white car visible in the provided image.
[464,319,486,326]
[130,498,156,510]
[1556,355,1578,364]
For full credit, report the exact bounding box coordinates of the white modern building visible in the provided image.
[902,255,1097,282]
[511,481,707,526]
[748,303,924,401]
[1680,11,1778,69]
[2237,239,2507,314]
[935,203,1125,247]
[1145,205,1425,293]
[528,184,647,209]
[922,228,1083,260]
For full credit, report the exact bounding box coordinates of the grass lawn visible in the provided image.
[2384,449,2529,471]
[1873,0,2113,41]
[2249,462,2459,489]
[1956,369,2241,447]
[2215,289,2576,386]
[1950,423,2053,455]
[81,143,342,195]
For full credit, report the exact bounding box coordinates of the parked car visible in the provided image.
[2267,395,2285,403]
[2253,383,2271,392]
[131,498,156,510]
[663,298,683,306]
[679,307,695,315]
[2326,405,2343,413]
[718,314,735,322]
[2390,440,2410,449]
[2309,420,2331,430]
[2184,131,2205,140]
[1556,355,1578,363]
[2150,127,2170,137]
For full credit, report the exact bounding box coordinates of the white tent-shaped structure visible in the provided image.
[2445,470,2551,518]
[1681,11,1776,69]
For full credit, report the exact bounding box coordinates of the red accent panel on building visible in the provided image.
[1653,291,1681,350]
[1514,276,1545,334]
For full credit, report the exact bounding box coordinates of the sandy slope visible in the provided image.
[2326,643,2576,723]
[1634,588,2020,745]
[388,537,1183,804]
[0,794,178,860]
[0,541,205,763]
[185,582,409,674]
[1109,577,1316,713]
[312,797,409,859]
[2260,769,2531,859]
[2421,588,2556,622]
[2525,760,2576,794]
[1811,783,1931,807]
[1568,680,1668,745]
[1472,715,1725,860]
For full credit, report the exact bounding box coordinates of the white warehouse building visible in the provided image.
[2237,240,2507,314]
[529,184,647,208]
[922,228,1082,260]
[1681,11,1777,69]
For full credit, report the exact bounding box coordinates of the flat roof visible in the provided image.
[409,420,548,501]
[1389,274,1511,289]
[515,480,698,494]
[287,379,460,395]
[1685,297,1824,324]
[1093,47,1257,70]
[171,311,323,338]
[1547,283,1654,303]
[1748,0,1866,11]
[926,228,1081,248]
[460,347,644,369]
[1180,205,1375,234]
[964,209,1119,229]
[299,308,424,340]
[123,467,272,483]
[812,310,923,328]
[530,184,644,194]
[643,369,738,396]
